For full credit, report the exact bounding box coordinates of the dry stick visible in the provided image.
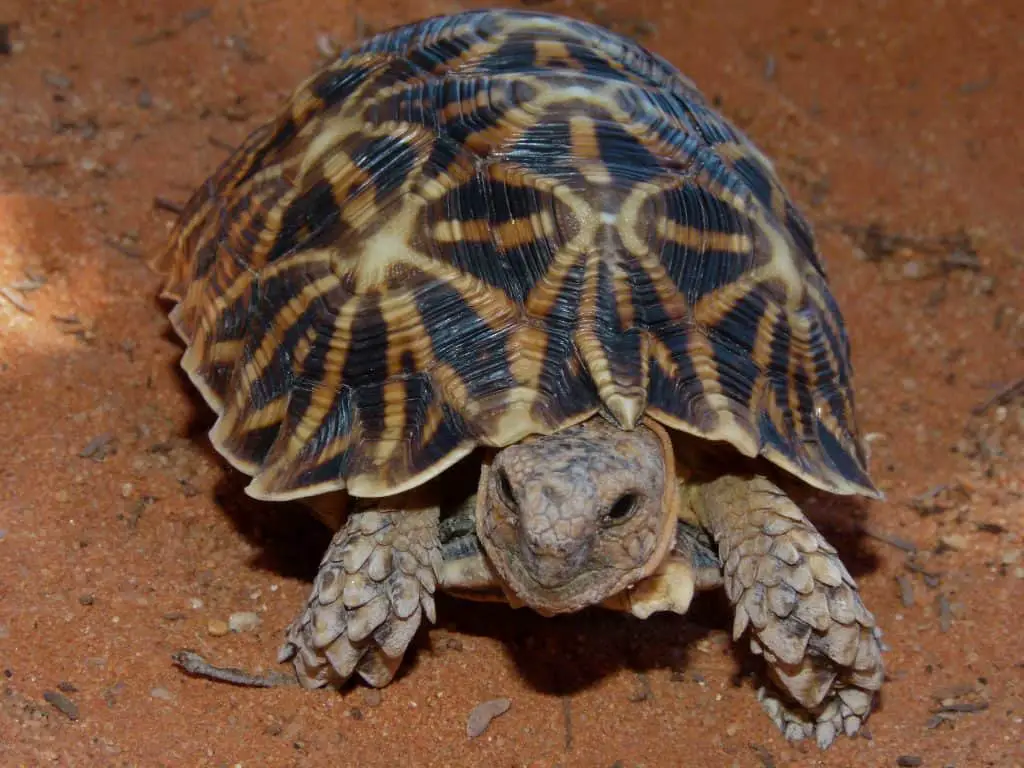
[856,522,917,553]
[208,135,236,152]
[103,237,143,259]
[172,650,299,688]
[562,697,573,750]
[972,377,1024,415]
[153,196,185,215]
[0,286,33,314]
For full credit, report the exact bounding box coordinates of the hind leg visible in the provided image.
[691,474,884,748]
[279,496,442,688]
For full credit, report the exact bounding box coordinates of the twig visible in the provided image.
[936,701,988,714]
[153,196,184,215]
[562,696,573,750]
[103,236,143,259]
[971,378,1024,415]
[21,156,67,171]
[208,135,236,152]
[895,574,915,607]
[0,286,34,314]
[937,594,953,633]
[856,522,917,553]
[132,28,177,47]
[171,650,299,688]
[904,559,942,588]
[8,272,46,293]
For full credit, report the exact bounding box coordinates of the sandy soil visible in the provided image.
[1,1,1022,766]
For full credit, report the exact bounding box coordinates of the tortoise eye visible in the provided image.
[495,469,517,510]
[605,493,640,524]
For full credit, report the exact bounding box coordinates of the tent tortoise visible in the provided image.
[155,9,884,747]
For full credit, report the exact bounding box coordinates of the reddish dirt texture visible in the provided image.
[1,1,1023,766]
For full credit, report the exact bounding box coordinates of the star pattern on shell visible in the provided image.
[154,9,877,502]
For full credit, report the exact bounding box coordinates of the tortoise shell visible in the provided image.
[155,10,877,502]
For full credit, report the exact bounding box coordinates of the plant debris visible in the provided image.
[171,650,298,688]
[153,196,185,215]
[895,574,915,607]
[562,697,573,750]
[628,671,653,702]
[43,690,80,721]
[208,135,236,152]
[843,222,981,274]
[0,285,34,314]
[936,593,954,633]
[79,433,116,461]
[749,743,776,768]
[857,522,917,553]
[904,559,942,588]
[927,681,991,729]
[103,235,143,259]
[972,377,1024,415]
[466,697,511,738]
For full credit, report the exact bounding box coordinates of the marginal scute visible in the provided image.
[155,9,877,502]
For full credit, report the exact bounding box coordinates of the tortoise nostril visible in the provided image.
[605,493,640,524]
[496,468,517,509]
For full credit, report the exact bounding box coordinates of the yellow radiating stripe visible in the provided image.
[236,269,338,409]
[656,218,753,253]
[279,297,362,463]
[241,398,289,432]
[534,39,576,68]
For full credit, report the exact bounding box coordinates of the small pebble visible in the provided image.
[207,619,229,637]
[189,598,203,610]
[43,690,79,720]
[43,71,72,89]
[895,574,915,607]
[467,697,512,738]
[102,681,125,707]
[361,688,382,708]
[229,611,261,633]
[939,534,968,551]
[896,757,923,767]
[1001,549,1021,565]
[902,260,923,279]
[149,687,174,701]
[78,594,95,606]
[79,433,114,459]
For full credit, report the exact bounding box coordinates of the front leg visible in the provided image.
[279,497,443,688]
[691,474,883,748]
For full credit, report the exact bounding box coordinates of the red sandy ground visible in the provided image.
[1,1,1022,766]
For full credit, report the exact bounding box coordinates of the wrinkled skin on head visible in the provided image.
[475,417,678,615]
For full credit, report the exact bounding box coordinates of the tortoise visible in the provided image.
[154,9,884,747]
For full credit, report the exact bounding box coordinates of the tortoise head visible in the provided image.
[475,416,679,615]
